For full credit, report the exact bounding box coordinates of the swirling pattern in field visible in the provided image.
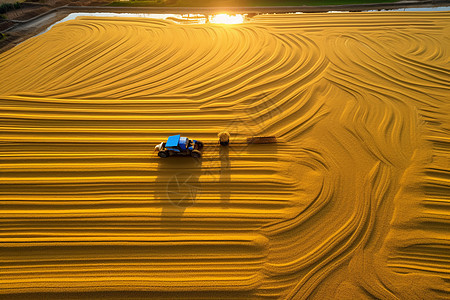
[1,11,449,299]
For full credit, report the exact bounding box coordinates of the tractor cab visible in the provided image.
[165,135,187,152]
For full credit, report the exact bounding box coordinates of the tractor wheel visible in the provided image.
[196,141,204,150]
[158,151,169,158]
[191,150,202,158]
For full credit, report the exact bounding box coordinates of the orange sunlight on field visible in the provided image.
[0,11,449,299]
[209,13,245,23]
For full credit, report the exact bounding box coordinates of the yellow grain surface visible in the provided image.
[1,12,449,299]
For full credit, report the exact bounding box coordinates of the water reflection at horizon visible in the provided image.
[38,7,450,36]
[44,12,248,32]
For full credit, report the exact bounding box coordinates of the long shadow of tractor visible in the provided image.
[154,156,202,230]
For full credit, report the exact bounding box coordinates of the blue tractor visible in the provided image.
[155,135,204,158]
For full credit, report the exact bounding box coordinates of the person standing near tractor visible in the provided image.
[218,131,230,146]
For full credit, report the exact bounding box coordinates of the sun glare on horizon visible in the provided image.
[209,14,245,24]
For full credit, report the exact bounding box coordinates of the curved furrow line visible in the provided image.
[105,28,216,99]
[46,23,137,90]
[325,37,430,165]
[32,22,120,94]
[261,149,332,237]
[51,40,164,98]
[177,26,260,92]
[330,37,444,98]
[262,82,329,140]
[200,32,326,108]
[200,35,328,139]
[185,39,285,101]
[386,29,450,68]
[185,31,317,109]
[99,25,244,100]
[135,27,242,98]
[327,33,450,105]
[267,162,377,275]
[282,162,393,299]
[361,44,448,96]
[326,79,407,165]
[0,23,101,95]
[65,28,188,98]
[15,20,172,99]
[393,53,450,87]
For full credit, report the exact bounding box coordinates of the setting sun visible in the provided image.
[209,13,245,24]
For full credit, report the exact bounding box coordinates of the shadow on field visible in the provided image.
[219,145,231,207]
[155,156,202,230]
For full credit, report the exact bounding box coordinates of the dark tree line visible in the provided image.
[0,2,22,14]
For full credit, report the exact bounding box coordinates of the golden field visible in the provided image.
[0,11,449,299]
